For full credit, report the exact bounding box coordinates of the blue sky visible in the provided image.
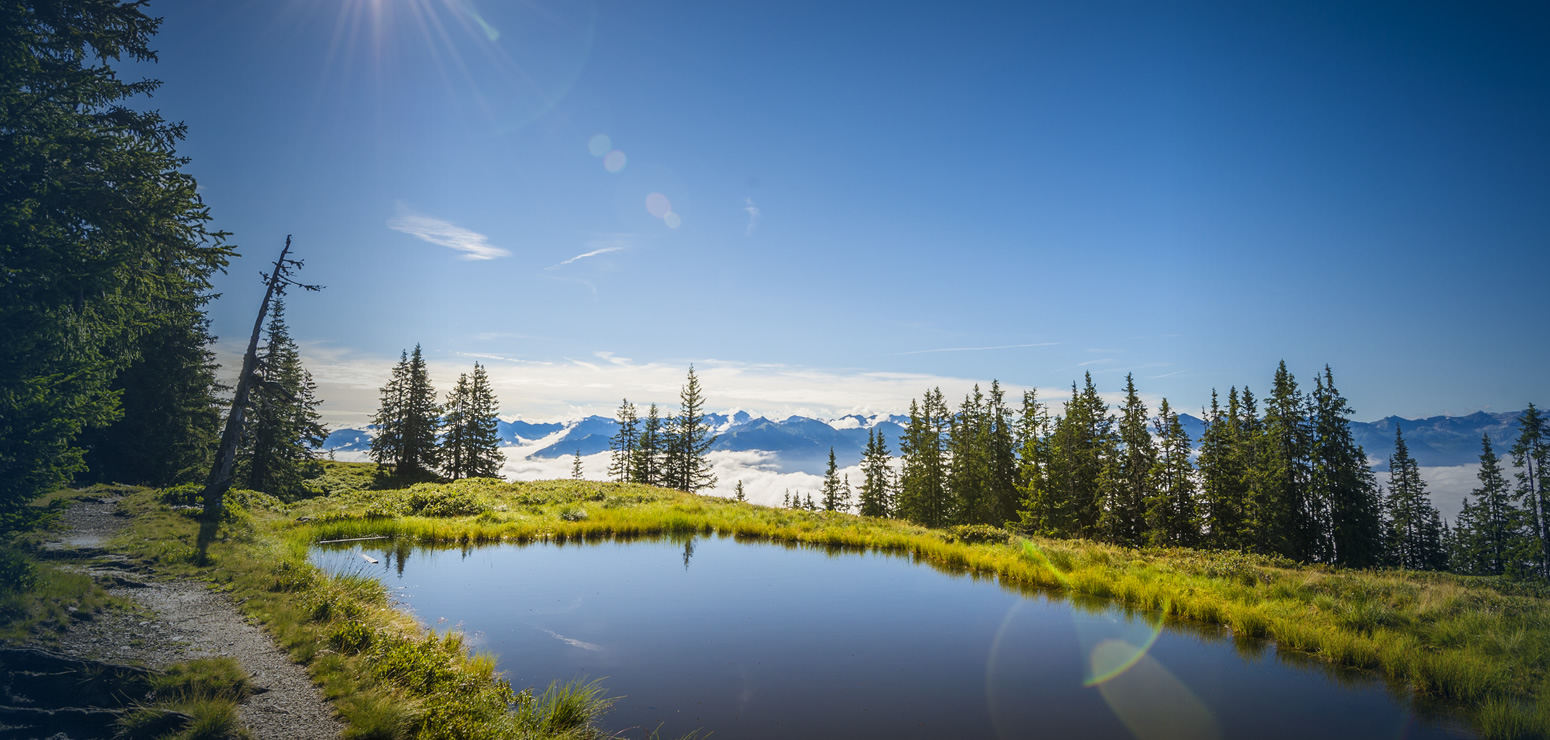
[136,0,1549,426]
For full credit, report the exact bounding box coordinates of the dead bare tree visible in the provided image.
[198,236,320,554]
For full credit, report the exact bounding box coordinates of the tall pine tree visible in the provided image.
[898,390,950,527]
[1384,426,1447,570]
[1256,363,1315,560]
[662,366,717,493]
[859,428,895,517]
[1146,399,1198,547]
[632,403,665,486]
[1311,367,1382,566]
[369,345,440,477]
[1104,374,1154,546]
[236,299,327,501]
[1511,404,1550,578]
[440,362,502,479]
[608,399,640,483]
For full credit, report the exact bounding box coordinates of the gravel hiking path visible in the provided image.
[19,495,344,739]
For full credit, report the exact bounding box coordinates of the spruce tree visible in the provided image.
[1384,426,1447,570]
[236,299,327,501]
[79,292,225,487]
[369,345,440,477]
[632,403,665,486]
[1466,435,1519,576]
[1013,389,1056,535]
[899,390,950,527]
[1146,399,1198,547]
[572,450,584,480]
[1311,367,1383,567]
[1104,374,1154,547]
[1197,389,1247,550]
[859,429,895,517]
[2,0,235,512]
[821,448,844,511]
[1511,404,1550,578]
[986,381,1020,525]
[1044,374,1113,539]
[663,366,718,493]
[948,385,992,524]
[608,399,640,483]
[734,480,747,502]
[440,363,502,479]
[1256,363,1315,560]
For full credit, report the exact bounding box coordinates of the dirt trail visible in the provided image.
[16,496,344,739]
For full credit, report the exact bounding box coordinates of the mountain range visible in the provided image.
[320,409,1528,475]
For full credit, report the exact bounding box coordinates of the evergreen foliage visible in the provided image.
[235,300,327,501]
[1451,435,1521,575]
[898,390,951,527]
[821,448,845,512]
[1512,404,1550,578]
[1256,362,1316,560]
[1,0,234,511]
[369,345,440,477]
[858,429,895,517]
[1383,426,1448,570]
[631,404,665,487]
[734,480,746,502]
[608,399,640,483]
[441,363,503,479]
[1104,374,1154,546]
[571,451,584,480]
[1311,367,1383,567]
[1146,399,1198,547]
[662,366,717,493]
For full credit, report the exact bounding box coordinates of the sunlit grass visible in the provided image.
[277,472,1550,739]
[85,467,1550,739]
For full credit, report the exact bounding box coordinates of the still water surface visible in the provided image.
[312,536,1471,739]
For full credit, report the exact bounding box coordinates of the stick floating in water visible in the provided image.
[359,552,379,564]
[316,535,390,544]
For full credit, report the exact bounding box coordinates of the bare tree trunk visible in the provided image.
[199,237,294,533]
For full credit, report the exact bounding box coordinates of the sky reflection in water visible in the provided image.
[313,536,1470,739]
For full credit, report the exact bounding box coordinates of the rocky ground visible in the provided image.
[4,496,344,739]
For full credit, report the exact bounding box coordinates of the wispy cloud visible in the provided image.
[1076,358,1114,367]
[895,342,1057,356]
[744,197,761,236]
[547,246,624,269]
[387,203,509,260]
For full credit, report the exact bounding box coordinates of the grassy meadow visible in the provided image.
[17,462,1550,738]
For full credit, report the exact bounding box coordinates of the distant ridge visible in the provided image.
[320,410,1528,475]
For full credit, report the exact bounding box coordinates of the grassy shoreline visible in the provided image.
[85,468,1550,738]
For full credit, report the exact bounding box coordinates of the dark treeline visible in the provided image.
[606,366,719,493]
[3,2,232,518]
[777,363,1549,580]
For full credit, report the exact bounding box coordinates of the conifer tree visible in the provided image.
[859,429,895,517]
[805,493,817,511]
[632,403,665,486]
[899,390,950,527]
[1104,374,1154,546]
[1466,435,1520,576]
[572,450,584,480]
[1256,362,1315,560]
[1311,367,1383,566]
[440,363,504,479]
[782,491,791,508]
[985,380,1022,524]
[1511,404,1550,578]
[1146,399,1198,547]
[734,480,747,502]
[821,448,844,511]
[608,399,640,483]
[369,344,440,476]
[1197,389,1246,550]
[948,385,993,524]
[1235,387,1265,551]
[1042,374,1113,539]
[3,0,235,512]
[236,299,327,501]
[662,366,718,493]
[1013,389,1055,534]
[1384,426,1447,570]
[79,292,225,487]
